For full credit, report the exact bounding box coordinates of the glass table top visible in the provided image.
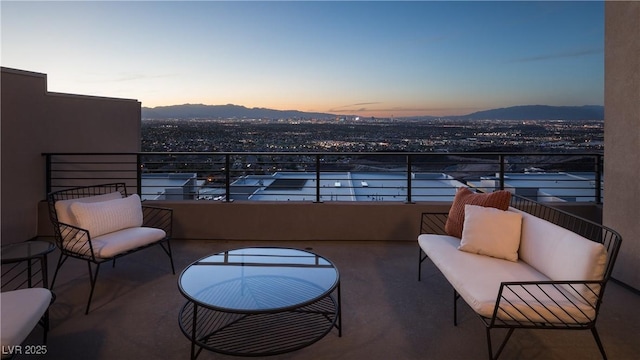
[1,240,56,263]
[178,247,339,312]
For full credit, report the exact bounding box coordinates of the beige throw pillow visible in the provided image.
[445,187,512,238]
[458,205,523,262]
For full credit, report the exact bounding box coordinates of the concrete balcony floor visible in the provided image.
[33,239,640,360]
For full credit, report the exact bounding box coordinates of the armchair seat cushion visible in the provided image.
[1,288,52,350]
[64,227,166,259]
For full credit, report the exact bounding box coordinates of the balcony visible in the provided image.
[2,3,639,356]
[20,238,640,359]
[26,151,639,359]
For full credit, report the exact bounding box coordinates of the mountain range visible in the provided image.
[141,104,334,120]
[450,105,604,121]
[141,104,604,121]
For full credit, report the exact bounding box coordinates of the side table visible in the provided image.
[1,240,56,289]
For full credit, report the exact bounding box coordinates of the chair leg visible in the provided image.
[487,327,493,360]
[85,262,101,315]
[41,309,50,344]
[418,248,427,281]
[487,327,514,360]
[160,240,175,274]
[167,240,175,274]
[591,327,608,360]
[50,253,69,290]
[453,289,460,326]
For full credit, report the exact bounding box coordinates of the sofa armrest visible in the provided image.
[142,205,173,238]
[419,212,449,235]
[53,221,99,261]
[489,280,603,328]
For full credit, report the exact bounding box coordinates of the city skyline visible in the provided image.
[1,1,604,117]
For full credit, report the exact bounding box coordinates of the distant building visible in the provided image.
[141,173,199,200]
[142,171,600,203]
[468,172,600,202]
[224,171,464,202]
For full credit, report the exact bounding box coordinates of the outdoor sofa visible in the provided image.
[418,188,622,359]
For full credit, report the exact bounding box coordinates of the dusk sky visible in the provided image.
[2,1,604,117]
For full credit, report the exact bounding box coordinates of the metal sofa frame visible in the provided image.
[418,194,622,360]
[47,183,175,314]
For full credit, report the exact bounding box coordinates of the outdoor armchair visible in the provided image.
[47,183,174,314]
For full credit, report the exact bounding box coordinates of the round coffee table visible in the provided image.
[178,247,341,359]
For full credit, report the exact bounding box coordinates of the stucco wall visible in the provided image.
[604,2,640,290]
[1,68,141,244]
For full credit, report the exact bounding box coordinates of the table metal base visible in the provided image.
[179,294,340,359]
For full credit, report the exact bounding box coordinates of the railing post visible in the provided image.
[406,154,414,204]
[225,154,231,202]
[499,154,505,190]
[45,154,52,194]
[136,153,142,196]
[314,154,322,203]
[595,155,602,204]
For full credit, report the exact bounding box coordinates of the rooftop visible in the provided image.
[231,172,463,202]
[144,170,599,203]
[35,239,640,360]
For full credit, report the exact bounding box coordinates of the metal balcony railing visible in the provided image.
[42,152,604,204]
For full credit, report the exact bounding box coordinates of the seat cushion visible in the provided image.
[1,288,52,349]
[444,188,512,238]
[63,227,166,259]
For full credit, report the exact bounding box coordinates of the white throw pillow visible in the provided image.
[54,191,123,227]
[458,204,523,262]
[69,194,143,237]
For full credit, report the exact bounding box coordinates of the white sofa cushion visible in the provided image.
[70,194,143,238]
[512,208,607,305]
[419,234,597,324]
[459,205,523,262]
[64,227,166,259]
[1,288,52,351]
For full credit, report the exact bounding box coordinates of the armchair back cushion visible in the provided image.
[54,191,123,227]
[69,194,144,237]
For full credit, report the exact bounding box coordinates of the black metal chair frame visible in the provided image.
[47,183,175,314]
[418,195,622,360]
